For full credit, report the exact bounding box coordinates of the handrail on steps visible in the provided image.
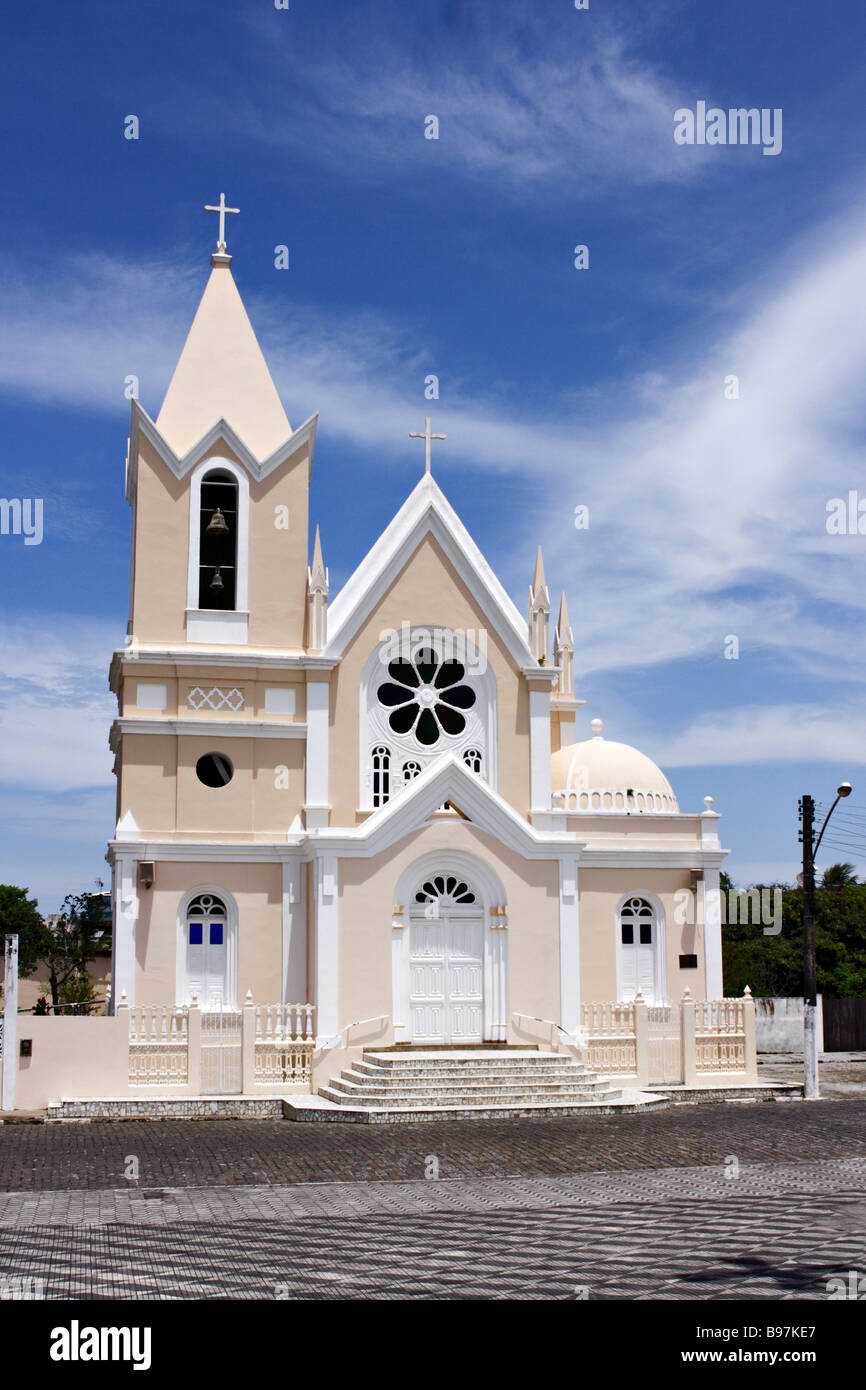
[511,1011,585,1048]
[313,1014,391,1058]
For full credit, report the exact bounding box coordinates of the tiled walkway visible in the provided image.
[0,1159,864,1299]
[1,1099,864,1299]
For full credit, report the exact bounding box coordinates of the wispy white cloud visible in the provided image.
[188,23,710,195]
[0,618,116,792]
[652,703,866,768]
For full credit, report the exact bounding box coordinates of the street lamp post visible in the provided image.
[800,782,852,1100]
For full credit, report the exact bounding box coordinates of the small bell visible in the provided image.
[209,568,224,592]
[206,508,230,536]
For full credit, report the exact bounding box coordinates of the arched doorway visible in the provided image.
[617,895,664,1004]
[392,855,509,1044]
[180,891,237,1009]
[409,873,484,1044]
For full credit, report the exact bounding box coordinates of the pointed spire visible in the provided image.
[310,524,326,585]
[155,261,291,459]
[532,545,546,595]
[556,589,570,634]
[307,525,329,652]
[554,591,575,698]
[528,545,550,662]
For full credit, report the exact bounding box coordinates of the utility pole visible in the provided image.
[799,796,818,1100]
[800,782,853,1101]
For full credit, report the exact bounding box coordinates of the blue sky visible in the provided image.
[1,0,865,909]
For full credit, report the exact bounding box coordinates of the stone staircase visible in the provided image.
[285,1046,664,1122]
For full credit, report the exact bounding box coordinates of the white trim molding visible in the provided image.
[529,685,552,814]
[558,855,581,1036]
[325,473,541,671]
[703,865,724,998]
[126,398,318,503]
[305,678,331,829]
[281,861,306,1004]
[111,853,139,1009]
[110,718,307,752]
[313,854,339,1042]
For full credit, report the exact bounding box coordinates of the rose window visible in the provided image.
[376,647,476,746]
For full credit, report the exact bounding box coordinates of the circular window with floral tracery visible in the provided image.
[377,647,476,746]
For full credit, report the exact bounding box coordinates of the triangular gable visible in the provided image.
[310,755,583,859]
[325,474,537,671]
[125,399,318,502]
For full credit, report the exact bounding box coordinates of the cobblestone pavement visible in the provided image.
[1,1101,865,1300]
[2,1098,865,1189]
[0,1159,863,1300]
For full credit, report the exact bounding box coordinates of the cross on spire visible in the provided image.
[409,416,446,475]
[204,192,240,253]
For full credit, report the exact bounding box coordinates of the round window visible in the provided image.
[196,752,234,787]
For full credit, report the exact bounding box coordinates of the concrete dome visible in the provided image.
[550,718,678,814]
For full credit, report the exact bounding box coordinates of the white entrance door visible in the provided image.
[619,897,659,1003]
[185,894,230,1008]
[409,874,483,1043]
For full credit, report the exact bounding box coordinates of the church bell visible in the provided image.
[206,507,230,536]
[209,568,224,592]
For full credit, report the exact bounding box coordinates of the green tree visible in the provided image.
[0,885,49,977]
[42,891,110,1011]
[821,862,859,887]
[723,878,866,997]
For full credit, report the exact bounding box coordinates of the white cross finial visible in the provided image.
[204,192,240,253]
[409,416,446,475]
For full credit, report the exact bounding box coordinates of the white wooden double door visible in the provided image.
[409,906,484,1044]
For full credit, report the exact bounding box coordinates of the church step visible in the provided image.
[360,1051,576,1071]
[334,1073,607,1097]
[289,1096,650,1123]
[318,1085,623,1108]
[348,1060,599,1083]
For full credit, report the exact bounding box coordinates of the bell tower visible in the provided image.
[124,199,317,650]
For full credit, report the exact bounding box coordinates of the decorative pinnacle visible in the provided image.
[590,717,604,739]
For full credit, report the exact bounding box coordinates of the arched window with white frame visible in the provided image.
[186,458,250,643]
[198,469,238,609]
[372,745,391,807]
[617,895,664,1004]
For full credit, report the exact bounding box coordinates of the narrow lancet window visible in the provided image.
[199,470,238,609]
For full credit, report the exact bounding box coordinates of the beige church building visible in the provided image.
[106,213,729,1063]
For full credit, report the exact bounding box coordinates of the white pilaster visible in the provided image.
[558,857,581,1037]
[111,854,139,1008]
[2,934,19,1111]
[703,865,723,999]
[314,854,339,1042]
[529,685,552,813]
[304,678,331,829]
[281,859,306,1003]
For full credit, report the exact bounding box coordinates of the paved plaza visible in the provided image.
[1,1097,865,1299]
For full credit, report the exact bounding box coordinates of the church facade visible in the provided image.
[107,221,728,1053]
